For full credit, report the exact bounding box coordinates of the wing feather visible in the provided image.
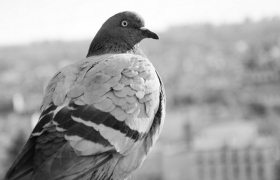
[5,138,36,180]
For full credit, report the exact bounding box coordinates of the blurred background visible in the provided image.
[1,0,280,179]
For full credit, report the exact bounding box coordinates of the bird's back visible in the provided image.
[6,53,165,180]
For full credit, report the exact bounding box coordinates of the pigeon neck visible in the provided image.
[86,35,146,58]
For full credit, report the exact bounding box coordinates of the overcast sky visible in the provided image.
[1,0,280,46]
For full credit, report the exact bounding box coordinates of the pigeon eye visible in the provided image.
[121,20,128,27]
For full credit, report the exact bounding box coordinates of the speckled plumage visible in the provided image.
[5,11,165,180]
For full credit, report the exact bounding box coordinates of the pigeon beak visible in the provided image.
[140,27,159,40]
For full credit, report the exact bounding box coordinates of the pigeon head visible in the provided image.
[87,11,159,57]
[100,11,159,41]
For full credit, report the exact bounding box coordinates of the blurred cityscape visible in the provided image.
[1,17,280,179]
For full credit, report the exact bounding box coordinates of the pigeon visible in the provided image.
[5,11,166,180]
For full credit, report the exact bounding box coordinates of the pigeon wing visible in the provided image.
[6,54,163,180]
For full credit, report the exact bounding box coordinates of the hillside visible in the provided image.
[1,17,280,178]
